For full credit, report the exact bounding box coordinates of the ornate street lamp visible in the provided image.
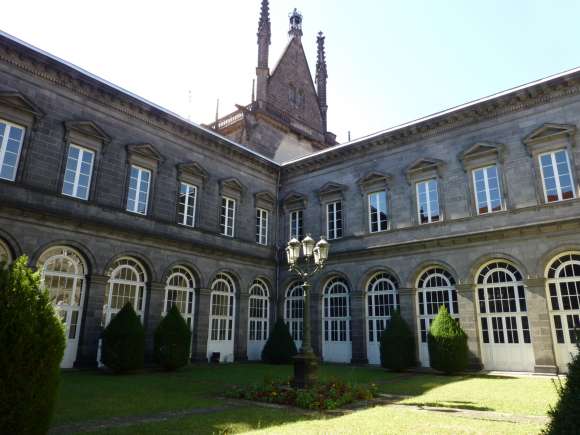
[285,234,329,388]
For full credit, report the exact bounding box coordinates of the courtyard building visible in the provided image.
[1,1,579,374]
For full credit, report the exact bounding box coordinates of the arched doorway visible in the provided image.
[322,277,351,363]
[546,252,580,372]
[207,272,236,362]
[416,267,458,367]
[38,246,88,368]
[476,261,534,371]
[285,282,304,350]
[0,239,11,265]
[103,257,148,326]
[247,279,270,360]
[365,272,399,365]
[164,266,196,330]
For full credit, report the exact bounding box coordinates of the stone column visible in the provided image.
[456,283,483,370]
[524,278,557,374]
[192,288,211,362]
[398,287,418,366]
[350,291,367,364]
[235,289,249,361]
[311,288,322,357]
[144,281,165,362]
[75,274,107,368]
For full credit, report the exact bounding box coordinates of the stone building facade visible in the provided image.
[1,3,580,373]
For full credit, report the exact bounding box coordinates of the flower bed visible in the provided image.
[225,378,378,410]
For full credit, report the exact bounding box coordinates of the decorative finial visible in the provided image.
[257,0,271,45]
[288,8,303,39]
[316,31,327,79]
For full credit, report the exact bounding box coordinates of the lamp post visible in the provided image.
[285,234,329,388]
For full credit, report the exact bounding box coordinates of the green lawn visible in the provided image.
[53,363,558,434]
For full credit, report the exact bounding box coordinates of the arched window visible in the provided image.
[248,279,269,342]
[476,261,530,345]
[323,277,351,343]
[0,239,12,265]
[38,246,87,368]
[164,266,196,330]
[285,282,304,344]
[209,273,236,341]
[547,253,580,345]
[366,272,399,344]
[104,257,147,325]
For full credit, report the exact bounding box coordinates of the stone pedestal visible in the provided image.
[456,283,483,370]
[525,278,557,374]
[293,351,318,388]
[350,291,368,364]
[75,274,108,368]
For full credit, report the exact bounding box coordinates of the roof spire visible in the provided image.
[257,0,271,47]
[288,8,303,39]
[256,0,271,102]
[316,31,328,133]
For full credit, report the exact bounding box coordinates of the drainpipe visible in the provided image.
[274,167,282,321]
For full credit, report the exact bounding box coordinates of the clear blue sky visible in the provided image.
[2,0,580,143]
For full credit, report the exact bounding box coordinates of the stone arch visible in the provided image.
[249,275,273,296]
[468,253,528,285]
[161,260,203,288]
[0,228,21,261]
[358,266,401,293]
[538,245,580,278]
[407,259,460,288]
[209,268,242,292]
[103,251,156,282]
[318,270,353,296]
[31,239,96,276]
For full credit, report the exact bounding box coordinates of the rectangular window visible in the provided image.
[256,208,268,245]
[326,201,343,240]
[220,196,235,237]
[473,165,503,215]
[416,179,440,224]
[539,150,575,203]
[0,119,25,181]
[178,182,197,227]
[62,144,94,200]
[126,165,151,215]
[368,191,388,232]
[289,210,303,239]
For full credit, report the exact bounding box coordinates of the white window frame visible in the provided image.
[178,182,197,227]
[256,208,269,245]
[62,144,95,200]
[326,200,343,240]
[472,165,503,215]
[0,119,25,182]
[368,191,389,233]
[538,149,576,203]
[126,165,151,215]
[221,196,236,237]
[416,179,440,224]
[289,209,303,239]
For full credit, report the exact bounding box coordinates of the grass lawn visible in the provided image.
[53,363,558,434]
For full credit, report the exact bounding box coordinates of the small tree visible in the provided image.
[542,341,580,434]
[428,305,468,374]
[262,318,297,364]
[101,303,145,373]
[0,257,65,434]
[380,309,416,371]
[154,305,191,371]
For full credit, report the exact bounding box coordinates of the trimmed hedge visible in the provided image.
[543,342,580,434]
[154,305,191,371]
[427,305,468,374]
[262,318,297,364]
[0,256,65,435]
[380,309,416,371]
[101,303,145,373]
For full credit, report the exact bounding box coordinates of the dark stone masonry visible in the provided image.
[1,1,579,373]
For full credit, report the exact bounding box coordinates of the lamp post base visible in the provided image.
[292,351,318,388]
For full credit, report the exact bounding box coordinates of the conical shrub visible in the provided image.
[0,257,65,434]
[101,302,145,373]
[380,309,416,371]
[542,341,580,434]
[428,305,468,374]
[154,305,191,371]
[262,318,297,364]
